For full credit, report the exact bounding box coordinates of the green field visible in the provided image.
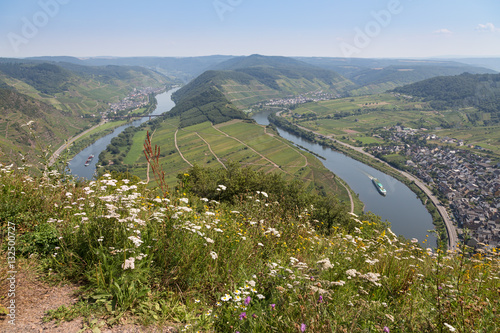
[288,93,500,157]
[100,118,362,213]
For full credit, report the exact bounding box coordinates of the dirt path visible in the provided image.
[0,267,178,333]
[0,268,82,333]
[195,132,227,169]
[174,129,193,167]
[211,124,283,171]
[338,180,355,214]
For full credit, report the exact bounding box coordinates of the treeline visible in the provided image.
[179,162,357,233]
[99,126,136,167]
[392,73,500,123]
[268,112,316,141]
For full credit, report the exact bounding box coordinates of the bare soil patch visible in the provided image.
[0,264,178,333]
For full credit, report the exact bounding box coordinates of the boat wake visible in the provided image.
[359,169,374,180]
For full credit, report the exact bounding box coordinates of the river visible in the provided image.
[253,110,437,246]
[68,88,179,179]
[68,91,436,246]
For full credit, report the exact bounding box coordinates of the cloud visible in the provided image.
[475,23,500,33]
[433,28,452,35]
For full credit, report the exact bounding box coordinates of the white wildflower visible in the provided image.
[332,280,346,286]
[122,257,135,270]
[317,258,334,270]
[444,323,456,332]
[128,235,143,247]
[346,269,358,277]
[210,251,218,259]
[365,259,379,265]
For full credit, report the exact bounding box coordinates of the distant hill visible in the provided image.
[392,72,500,124]
[182,54,356,108]
[441,57,500,72]
[295,57,496,95]
[0,61,170,112]
[164,55,358,128]
[27,55,235,83]
[23,55,496,94]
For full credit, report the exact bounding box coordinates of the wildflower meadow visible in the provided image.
[0,158,499,332]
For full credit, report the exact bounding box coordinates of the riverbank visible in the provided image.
[48,90,163,168]
[268,113,457,249]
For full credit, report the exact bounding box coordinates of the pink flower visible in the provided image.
[301,323,306,332]
[239,312,246,320]
[244,296,251,306]
[383,327,390,333]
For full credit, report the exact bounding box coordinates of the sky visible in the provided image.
[1,0,499,59]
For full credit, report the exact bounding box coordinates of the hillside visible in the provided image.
[0,162,498,332]
[175,54,355,109]
[392,72,500,124]
[0,60,171,165]
[0,88,94,165]
[169,73,248,128]
[296,57,496,95]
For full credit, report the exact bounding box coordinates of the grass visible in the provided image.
[0,161,498,332]
[288,93,500,159]
[123,130,148,165]
[101,118,352,206]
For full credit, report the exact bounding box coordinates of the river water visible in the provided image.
[68,91,436,246]
[68,88,178,179]
[253,110,437,246]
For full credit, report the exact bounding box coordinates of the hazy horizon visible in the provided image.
[1,0,500,59]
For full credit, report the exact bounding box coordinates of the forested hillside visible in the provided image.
[392,73,500,123]
[0,62,71,95]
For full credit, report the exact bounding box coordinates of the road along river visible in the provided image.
[68,88,178,179]
[65,91,439,247]
[252,110,438,247]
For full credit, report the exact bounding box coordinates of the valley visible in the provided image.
[2,54,500,249]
